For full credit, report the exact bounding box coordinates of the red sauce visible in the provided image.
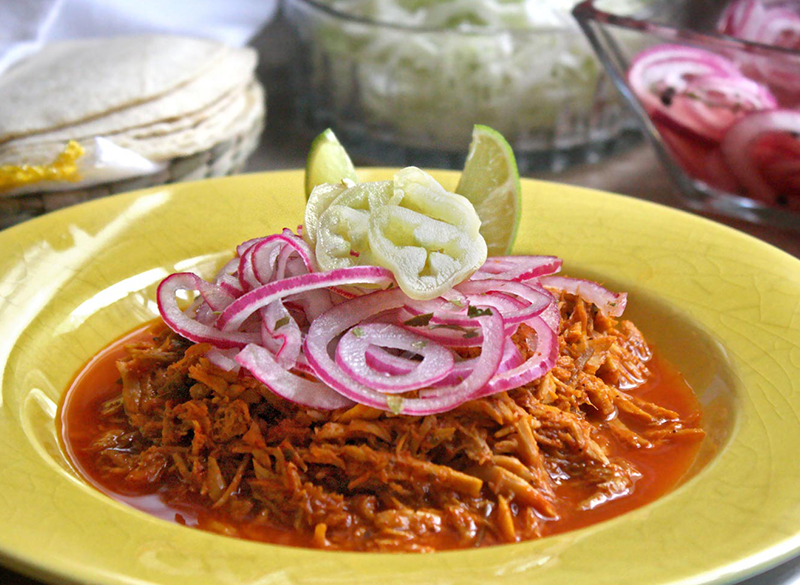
[544,358,703,537]
[60,323,704,548]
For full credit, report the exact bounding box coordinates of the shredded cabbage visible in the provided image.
[290,0,649,153]
[318,0,577,29]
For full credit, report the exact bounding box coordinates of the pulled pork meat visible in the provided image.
[88,293,704,551]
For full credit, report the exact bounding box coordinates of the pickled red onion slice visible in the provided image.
[157,273,260,348]
[456,279,553,324]
[336,323,454,393]
[627,44,742,116]
[363,337,523,387]
[472,255,562,281]
[717,0,800,97]
[236,343,354,410]
[261,300,303,369]
[719,0,766,38]
[480,315,559,395]
[540,275,627,317]
[721,108,800,209]
[665,73,776,142]
[419,314,557,401]
[628,45,776,144]
[217,266,394,332]
[304,288,507,415]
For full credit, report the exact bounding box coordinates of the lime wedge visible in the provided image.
[455,125,521,256]
[305,128,359,198]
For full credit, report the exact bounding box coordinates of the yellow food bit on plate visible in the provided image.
[0,140,84,194]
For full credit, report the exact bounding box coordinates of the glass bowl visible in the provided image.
[284,0,643,173]
[573,0,800,231]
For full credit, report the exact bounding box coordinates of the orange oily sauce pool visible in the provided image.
[60,323,704,549]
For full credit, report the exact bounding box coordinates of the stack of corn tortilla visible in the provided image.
[0,34,264,202]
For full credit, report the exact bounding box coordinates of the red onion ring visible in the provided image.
[397,307,515,347]
[721,108,800,208]
[540,275,627,317]
[261,301,303,369]
[363,336,523,387]
[236,344,354,410]
[235,236,266,257]
[419,316,557,400]
[472,255,562,281]
[304,288,506,415]
[157,273,261,348]
[250,239,284,285]
[212,256,244,298]
[666,73,776,142]
[456,279,553,324]
[479,315,559,396]
[628,45,742,115]
[364,345,418,376]
[718,0,800,100]
[399,279,552,342]
[629,44,776,144]
[238,244,260,291]
[336,323,454,393]
[206,348,241,372]
[217,266,394,333]
[719,0,766,39]
[539,301,561,333]
[252,231,316,285]
[402,291,525,326]
[436,338,524,386]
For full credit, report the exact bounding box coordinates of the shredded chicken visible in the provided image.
[86,293,704,551]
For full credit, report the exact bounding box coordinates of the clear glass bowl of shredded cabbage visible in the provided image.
[285,0,648,172]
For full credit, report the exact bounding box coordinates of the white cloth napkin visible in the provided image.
[0,0,277,76]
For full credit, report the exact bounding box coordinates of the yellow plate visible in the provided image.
[1,170,799,585]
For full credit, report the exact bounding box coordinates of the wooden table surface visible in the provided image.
[2,16,800,585]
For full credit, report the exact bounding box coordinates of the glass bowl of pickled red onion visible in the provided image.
[572,0,800,230]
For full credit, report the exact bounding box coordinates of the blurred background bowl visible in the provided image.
[573,0,800,231]
[285,0,646,173]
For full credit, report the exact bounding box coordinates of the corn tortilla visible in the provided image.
[0,35,230,142]
[0,82,264,164]
[0,46,256,148]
